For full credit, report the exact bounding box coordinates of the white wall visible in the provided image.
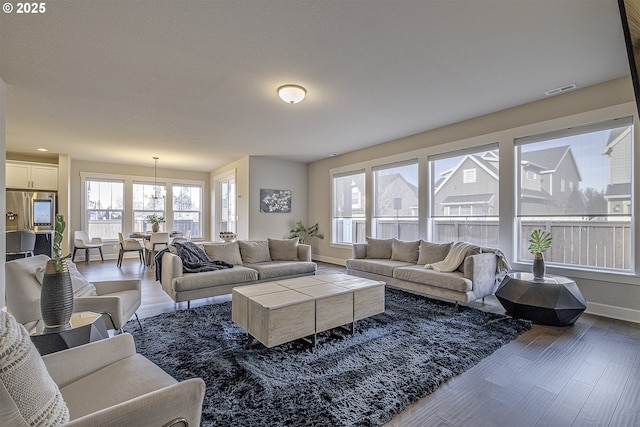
[1,77,6,308]
[308,76,640,323]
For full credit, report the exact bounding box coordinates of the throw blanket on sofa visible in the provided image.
[424,241,475,272]
[174,242,234,273]
[154,242,233,282]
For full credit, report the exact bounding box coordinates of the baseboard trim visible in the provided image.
[585,302,640,324]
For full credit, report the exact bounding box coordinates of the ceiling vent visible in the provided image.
[544,84,578,96]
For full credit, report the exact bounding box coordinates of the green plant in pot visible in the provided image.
[41,214,73,331]
[528,228,552,280]
[146,213,165,232]
[287,221,324,245]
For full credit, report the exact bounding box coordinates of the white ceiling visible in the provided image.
[0,0,632,172]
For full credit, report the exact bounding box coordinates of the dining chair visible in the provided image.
[72,231,104,263]
[145,232,170,267]
[117,232,145,267]
[6,230,37,258]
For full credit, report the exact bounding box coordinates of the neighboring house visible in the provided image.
[374,173,418,217]
[435,147,585,216]
[601,126,632,214]
[434,151,499,216]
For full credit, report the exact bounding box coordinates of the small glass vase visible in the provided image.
[532,252,545,281]
[40,260,74,332]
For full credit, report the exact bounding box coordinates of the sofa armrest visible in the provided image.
[73,296,121,322]
[161,252,184,287]
[297,244,312,262]
[65,378,205,427]
[91,279,141,295]
[352,243,367,259]
[43,334,137,388]
[463,253,498,294]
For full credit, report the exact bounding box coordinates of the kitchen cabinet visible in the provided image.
[6,161,58,191]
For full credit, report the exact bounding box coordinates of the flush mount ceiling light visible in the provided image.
[277,84,306,104]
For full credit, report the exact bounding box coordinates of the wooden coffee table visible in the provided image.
[232,274,385,349]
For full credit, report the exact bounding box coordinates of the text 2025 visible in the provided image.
[16,2,46,13]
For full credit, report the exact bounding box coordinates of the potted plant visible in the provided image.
[41,214,73,331]
[287,221,324,245]
[528,228,552,280]
[146,213,165,232]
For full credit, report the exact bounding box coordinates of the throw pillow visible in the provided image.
[417,241,453,265]
[238,240,272,264]
[35,260,97,297]
[391,239,420,263]
[0,311,70,426]
[203,242,243,265]
[365,237,393,259]
[268,238,299,261]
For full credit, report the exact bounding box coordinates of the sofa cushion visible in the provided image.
[0,311,70,426]
[393,265,472,293]
[268,238,299,261]
[346,258,413,277]
[391,239,420,263]
[245,261,317,280]
[173,266,259,292]
[417,241,452,265]
[365,237,393,259]
[238,240,272,264]
[203,242,243,265]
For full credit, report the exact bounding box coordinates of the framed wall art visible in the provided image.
[260,189,292,213]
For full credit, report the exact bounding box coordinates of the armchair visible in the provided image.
[0,310,205,426]
[5,255,142,333]
[73,230,104,263]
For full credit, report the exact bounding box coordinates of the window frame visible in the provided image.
[514,116,634,273]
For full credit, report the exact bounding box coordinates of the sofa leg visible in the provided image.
[455,301,459,311]
[187,300,191,309]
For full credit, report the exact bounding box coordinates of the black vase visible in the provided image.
[40,260,74,332]
[532,252,545,280]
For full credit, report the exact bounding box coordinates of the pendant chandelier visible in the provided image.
[152,156,165,199]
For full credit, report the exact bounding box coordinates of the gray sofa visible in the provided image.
[160,239,317,306]
[346,238,509,307]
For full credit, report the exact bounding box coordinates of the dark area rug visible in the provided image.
[124,288,531,427]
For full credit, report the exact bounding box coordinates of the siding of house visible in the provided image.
[434,157,498,216]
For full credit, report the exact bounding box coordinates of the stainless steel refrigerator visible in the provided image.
[6,190,57,258]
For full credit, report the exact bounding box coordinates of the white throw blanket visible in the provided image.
[424,241,475,272]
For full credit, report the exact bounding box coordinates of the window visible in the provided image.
[372,161,418,240]
[430,145,499,246]
[85,179,124,240]
[133,182,166,232]
[516,117,633,271]
[218,175,236,234]
[173,184,202,239]
[332,170,366,244]
[463,168,476,183]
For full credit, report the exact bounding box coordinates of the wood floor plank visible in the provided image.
[534,379,593,427]
[572,361,633,426]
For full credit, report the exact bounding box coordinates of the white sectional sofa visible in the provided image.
[346,238,509,307]
[160,239,317,306]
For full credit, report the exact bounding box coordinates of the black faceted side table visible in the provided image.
[31,311,109,355]
[496,272,587,326]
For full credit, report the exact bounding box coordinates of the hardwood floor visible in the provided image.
[77,259,640,427]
